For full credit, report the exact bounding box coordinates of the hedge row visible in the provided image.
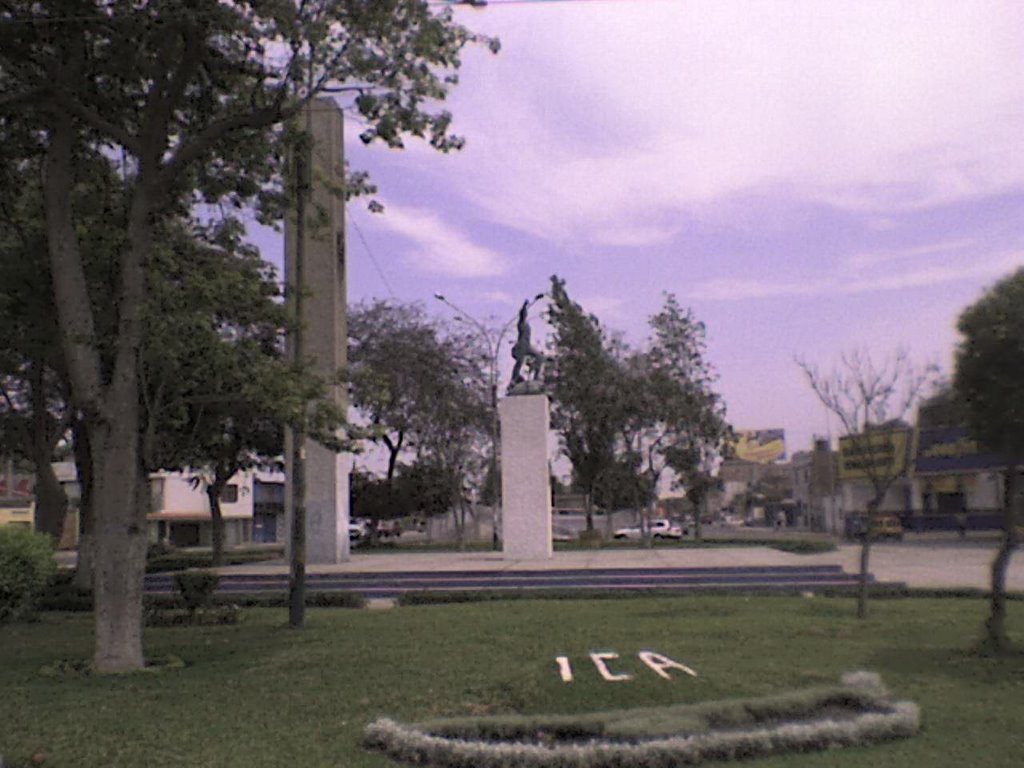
[38,576,366,613]
[145,547,283,573]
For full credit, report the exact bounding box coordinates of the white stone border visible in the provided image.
[363,674,921,768]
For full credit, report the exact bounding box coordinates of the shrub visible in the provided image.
[145,604,240,627]
[770,540,838,555]
[36,570,93,612]
[147,540,176,559]
[0,526,57,622]
[174,570,220,612]
[144,590,367,610]
[146,547,282,573]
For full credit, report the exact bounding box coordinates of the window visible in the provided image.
[221,484,239,504]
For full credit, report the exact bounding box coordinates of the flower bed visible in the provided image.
[364,672,920,767]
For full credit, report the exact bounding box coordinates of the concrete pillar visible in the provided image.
[284,98,351,564]
[499,394,552,559]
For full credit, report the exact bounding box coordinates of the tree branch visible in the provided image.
[49,89,141,156]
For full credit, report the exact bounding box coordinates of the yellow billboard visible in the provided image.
[733,429,786,463]
[838,429,911,480]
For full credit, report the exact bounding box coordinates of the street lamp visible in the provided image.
[434,292,545,549]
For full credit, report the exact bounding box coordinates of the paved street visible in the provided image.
[218,539,1024,592]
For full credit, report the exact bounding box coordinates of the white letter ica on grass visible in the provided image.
[589,652,632,682]
[638,651,699,680]
[555,656,574,683]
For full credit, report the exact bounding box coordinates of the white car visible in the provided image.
[613,519,683,540]
[348,519,370,541]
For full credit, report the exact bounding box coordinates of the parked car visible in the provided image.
[552,525,575,542]
[847,514,903,541]
[348,519,369,541]
[613,519,683,540]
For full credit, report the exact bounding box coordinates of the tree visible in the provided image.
[140,223,344,568]
[545,276,625,531]
[0,1,493,671]
[405,332,490,550]
[349,301,457,492]
[616,296,730,545]
[644,295,731,542]
[348,301,490,546]
[798,349,936,618]
[0,154,102,543]
[954,269,1024,652]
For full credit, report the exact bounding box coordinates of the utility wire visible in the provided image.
[348,207,397,300]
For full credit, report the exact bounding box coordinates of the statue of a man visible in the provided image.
[510,299,544,390]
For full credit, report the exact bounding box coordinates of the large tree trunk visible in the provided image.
[985,463,1019,652]
[45,107,151,671]
[89,419,146,672]
[206,480,227,567]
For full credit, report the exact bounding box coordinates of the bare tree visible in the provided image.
[798,349,937,618]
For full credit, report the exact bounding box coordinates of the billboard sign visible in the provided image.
[838,429,911,480]
[914,426,1004,475]
[733,429,786,463]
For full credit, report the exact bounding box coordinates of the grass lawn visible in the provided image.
[1,596,1023,767]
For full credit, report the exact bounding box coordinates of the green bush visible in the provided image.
[173,570,220,612]
[145,604,240,627]
[144,590,367,611]
[36,570,93,612]
[0,526,57,622]
[146,547,282,573]
[769,539,838,554]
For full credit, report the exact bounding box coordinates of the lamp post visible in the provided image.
[434,292,545,549]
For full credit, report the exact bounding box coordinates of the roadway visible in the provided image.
[169,536,1024,599]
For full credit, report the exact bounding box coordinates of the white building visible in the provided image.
[54,462,286,548]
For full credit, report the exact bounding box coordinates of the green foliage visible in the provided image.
[0,525,56,622]
[955,269,1024,457]
[145,590,366,611]
[769,539,838,555]
[348,300,491,517]
[145,547,282,573]
[36,570,93,612]
[1,0,497,668]
[145,604,240,627]
[545,277,629,525]
[546,282,731,533]
[173,570,220,612]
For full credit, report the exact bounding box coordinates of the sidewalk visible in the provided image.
[222,542,1024,592]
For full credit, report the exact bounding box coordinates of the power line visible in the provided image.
[348,207,397,300]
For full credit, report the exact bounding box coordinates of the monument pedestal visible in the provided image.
[499,393,552,560]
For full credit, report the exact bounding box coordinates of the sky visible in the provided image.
[265,0,1024,460]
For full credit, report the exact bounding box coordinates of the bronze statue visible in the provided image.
[510,299,545,391]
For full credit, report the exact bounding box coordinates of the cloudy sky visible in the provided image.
[284,0,1024,457]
